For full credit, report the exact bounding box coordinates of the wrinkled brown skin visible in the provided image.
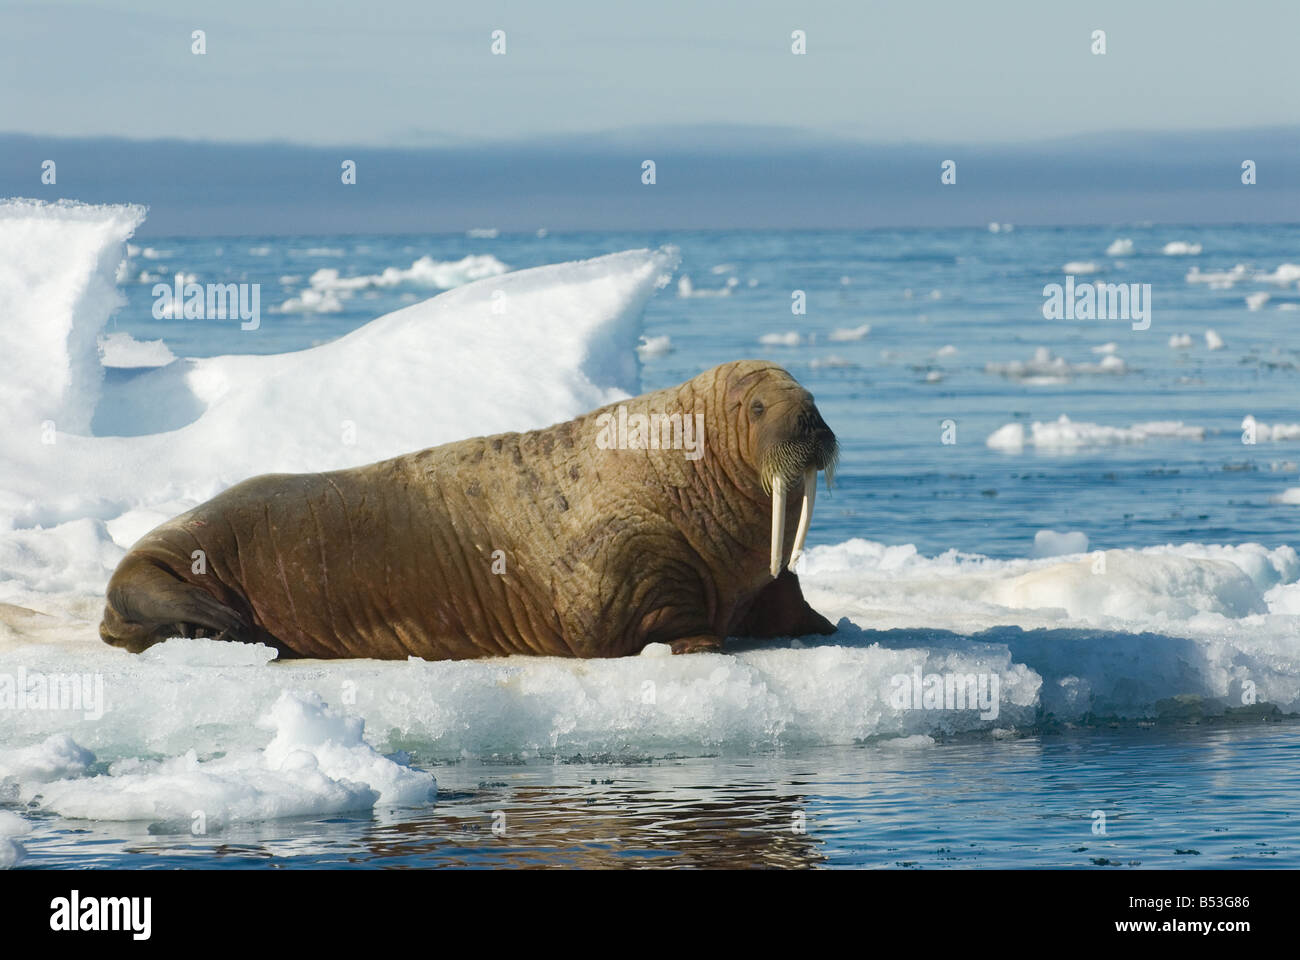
[99,360,837,660]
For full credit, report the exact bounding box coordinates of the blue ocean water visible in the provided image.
[17,724,1300,868]
[108,225,1300,560]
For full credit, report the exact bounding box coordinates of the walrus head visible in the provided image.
[725,362,839,579]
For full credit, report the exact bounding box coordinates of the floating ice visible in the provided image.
[0,733,95,782]
[987,415,1204,451]
[7,692,435,827]
[1062,261,1098,274]
[307,254,508,293]
[809,355,856,370]
[677,275,738,298]
[1243,416,1300,442]
[97,332,176,368]
[275,287,344,313]
[828,323,871,342]
[636,334,673,358]
[1256,263,1300,285]
[1106,238,1134,256]
[985,347,1126,383]
[1185,265,1247,286]
[1031,530,1090,558]
[1163,241,1202,255]
[760,331,804,346]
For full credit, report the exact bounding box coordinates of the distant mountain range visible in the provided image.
[2,125,1296,235]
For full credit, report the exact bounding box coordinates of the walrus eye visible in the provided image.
[750,400,765,417]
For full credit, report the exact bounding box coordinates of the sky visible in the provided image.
[3,0,1298,147]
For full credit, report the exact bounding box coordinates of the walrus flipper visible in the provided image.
[99,557,252,653]
[729,569,835,639]
[669,634,726,655]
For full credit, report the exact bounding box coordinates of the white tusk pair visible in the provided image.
[769,467,818,578]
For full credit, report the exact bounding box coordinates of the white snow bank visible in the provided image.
[798,538,1300,719]
[0,200,146,434]
[986,415,1204,451]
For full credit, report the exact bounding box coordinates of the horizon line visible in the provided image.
[3,123,1298,155]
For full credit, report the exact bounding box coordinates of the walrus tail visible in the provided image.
[99,556,253,654]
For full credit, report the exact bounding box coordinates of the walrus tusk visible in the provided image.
[787,467,817,571]
[769,474,786,578]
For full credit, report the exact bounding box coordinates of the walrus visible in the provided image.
[99,360,838,659]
